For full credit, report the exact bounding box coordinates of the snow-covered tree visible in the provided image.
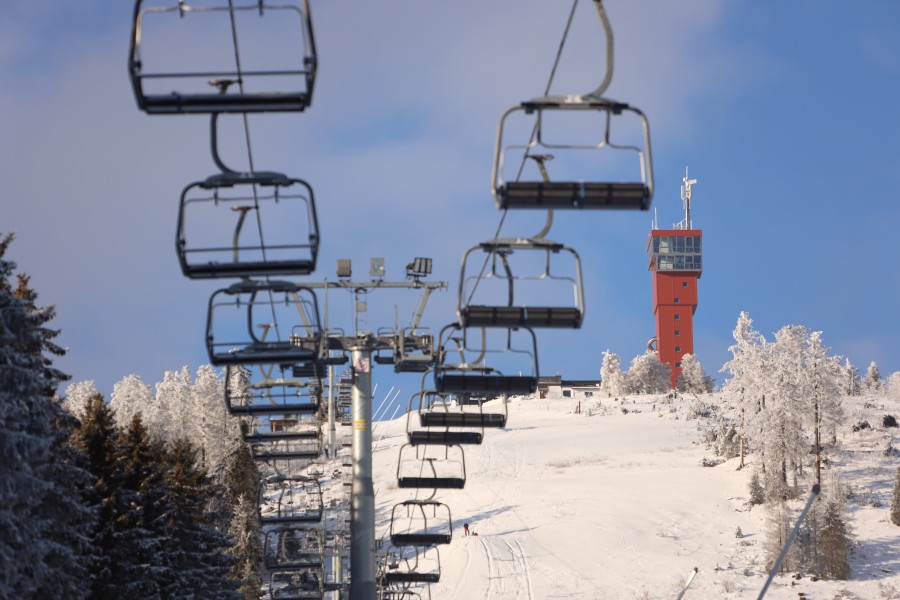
[763,500,800,573]
[158,438,240,598]
[222,438,263,599]
[721,312,768,468]
[887,371,900,400]
[151,366,193,440]
[677,353,714,394]
[760,325,811,500]
[804,331,843,484]
[61,379,99,419]
[624,350,671,395]
[193,364,239,473]
[110,373,153,429]
[864,361,882,394]
[599,350,624,397]
[842,358,861,396]
[891,465,900,527]
[817,498,852,579]
[0,234,95,598]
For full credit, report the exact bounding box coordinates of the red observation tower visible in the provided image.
[647,169,702,388]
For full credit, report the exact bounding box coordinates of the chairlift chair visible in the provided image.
[458,237,584,329]
[418,390,507,430]
[264,528,324,570]
[406,389,482,446]
[226,365,321,416]
[389,500,452,547]
[129,0,317,114]
[433,323,538,395]
[206,279,323,366]
[491,97,653,210]
[177,171,319,278]
[396,444,466,490]
[251,437,321,462]
[490,0,653,210]
[269,567,324,600]
[259,475,324,525]
[379,545,441,585]
[393,327,435,373]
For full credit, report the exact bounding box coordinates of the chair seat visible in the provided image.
[498,181,650,210]
[140,91,311,115]
[461,305,582,329]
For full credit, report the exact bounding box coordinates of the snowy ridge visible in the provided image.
[370,392,900,599]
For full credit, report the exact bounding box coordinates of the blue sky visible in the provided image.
[3,1,899,400]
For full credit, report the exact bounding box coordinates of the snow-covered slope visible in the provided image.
[370,393,900,599]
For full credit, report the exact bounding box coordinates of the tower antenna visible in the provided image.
[677,166,698,230]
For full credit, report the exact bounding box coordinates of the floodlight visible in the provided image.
[337,259,352,279]
[370,257,385,279]
[406,257,432,279]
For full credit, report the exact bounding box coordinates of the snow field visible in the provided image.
[371,393,900,599]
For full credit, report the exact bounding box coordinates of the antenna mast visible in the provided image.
[676,166,698,230]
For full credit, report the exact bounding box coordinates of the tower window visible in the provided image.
[675,346,681,352]
[674,314,680,321]
[674,298,680,304]
[682,281,689,288]
[675,362,682,368]
[675,330,681,336]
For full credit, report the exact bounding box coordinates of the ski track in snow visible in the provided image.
[480,536,495,600]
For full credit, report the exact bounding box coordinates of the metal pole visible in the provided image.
[328,363,337,457]
[350,342,376,600]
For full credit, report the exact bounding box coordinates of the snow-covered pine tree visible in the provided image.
[887,371,900,400]
[891,465,900,526]
[221,436,263,598]
[804,331,843,483]
[0,234,95,598]
[72,396,163,599]
[109,373,153,430]
[61,379,99,419]
[721,311,768,469]
[228,494,264,599]
[864,361,882,394]
[158,438,240,598]
[677,353,713,394]
[193,364,239,474]
[760,325,810,501]
[599,350,624,397]
[763,499,800,573]
[842,358,861,397]
[153,366,194,442]
[818,498,852,579]
[624,350,671,394]
[748,469,765,505]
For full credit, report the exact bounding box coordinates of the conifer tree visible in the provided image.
[599,350,624,397]
[891,465,900,526]
[109,374,153,430]
[0,234,94,598]
[864,361,882,394]
[624,350,671,394]
[222,437,264,599]
[62,379,100,419]
[818,499,852,579]
[158,438,240,598]
[721,312,768,469]
[72,396,162,599]
[677,353,713,394]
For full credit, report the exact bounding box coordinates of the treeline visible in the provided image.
[0,235,262,599]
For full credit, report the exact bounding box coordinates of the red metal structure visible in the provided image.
[647,170,702,387]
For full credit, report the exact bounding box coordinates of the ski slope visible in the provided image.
[370,393,900,599]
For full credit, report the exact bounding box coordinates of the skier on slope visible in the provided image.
[463,522,470,536]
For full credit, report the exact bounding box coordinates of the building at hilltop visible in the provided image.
[647,169,702,388]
